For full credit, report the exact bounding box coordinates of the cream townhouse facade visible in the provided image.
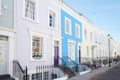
[81,15,96,59]
[93,28,109,59]
[110,38,120,58]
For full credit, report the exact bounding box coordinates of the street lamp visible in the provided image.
[107,34,111,67]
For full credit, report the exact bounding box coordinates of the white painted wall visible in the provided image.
[81,19,95,59]
[14,0,61,71]
[81,18,110,60]
[110,40,120,58]
[92,28,109,59]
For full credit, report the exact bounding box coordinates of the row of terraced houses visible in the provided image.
[0,0,120,80]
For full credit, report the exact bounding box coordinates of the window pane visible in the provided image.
[65,18,71,34]
[49,11,55,27]
[32,36,43,59]
[90,32,92,42]
[66,20,70,33]
[84,29,87,39]
[68,42,75,60]
[75,24,80,38]
[25,0,35,20]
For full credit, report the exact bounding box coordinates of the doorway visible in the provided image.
[78,46,81,64]
[54,41,59,66]
[0,35,8,75]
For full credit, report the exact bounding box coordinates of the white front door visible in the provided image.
[0,35,8,75]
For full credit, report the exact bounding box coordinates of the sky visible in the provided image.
[63,0,120,43]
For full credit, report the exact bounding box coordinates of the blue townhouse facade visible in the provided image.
[61,9,82,67]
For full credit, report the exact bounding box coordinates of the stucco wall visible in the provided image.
[14,0,61,70]
[61,9,82,66]
[0,0,14,29]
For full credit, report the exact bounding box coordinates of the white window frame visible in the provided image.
[30,32,46,61]
[84,29,87,40]
[68,40,75,61]
[49,10,56,28]
[90,32,92,42]
[23,0,38,22]
[95,34,97,43]
[32,36,44,60]
[52,37,62,65]
[65,17,71,35]
[0,0,2,15]
[87,46,89,57]
[75,23,80,38]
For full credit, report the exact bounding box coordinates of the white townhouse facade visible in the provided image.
[56,0,120,63]
[93,28,109,59]
[14,0,62,75]
[81,16,110,60]
[81,15,96,59]
[1,0,120,79]
[110,39,120,58]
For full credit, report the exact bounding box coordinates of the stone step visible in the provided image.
[58,66,76,78]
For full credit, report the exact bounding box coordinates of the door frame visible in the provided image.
[0,29,14,75]
[54,43,59,66]
[0,36,9,74]
[52,36,61,66]
[78,43,82,64]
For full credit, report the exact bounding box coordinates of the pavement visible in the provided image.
[68,62,120,80]
[91,63,120,80]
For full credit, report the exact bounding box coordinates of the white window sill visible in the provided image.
[22,17,38,24]
[49,26,60,31]
[65,32,72,35]
[0,27,16,32]
[31,58,46,62]
[76,36,80,38]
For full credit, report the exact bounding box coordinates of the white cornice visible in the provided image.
[0,27,16,33]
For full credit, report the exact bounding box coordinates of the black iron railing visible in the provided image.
[77,57,94,72]
[80,57,93,67]
[62,57,79,72]
[13,60,67,80]
[29,65,66,80]
[13,60,28,80]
